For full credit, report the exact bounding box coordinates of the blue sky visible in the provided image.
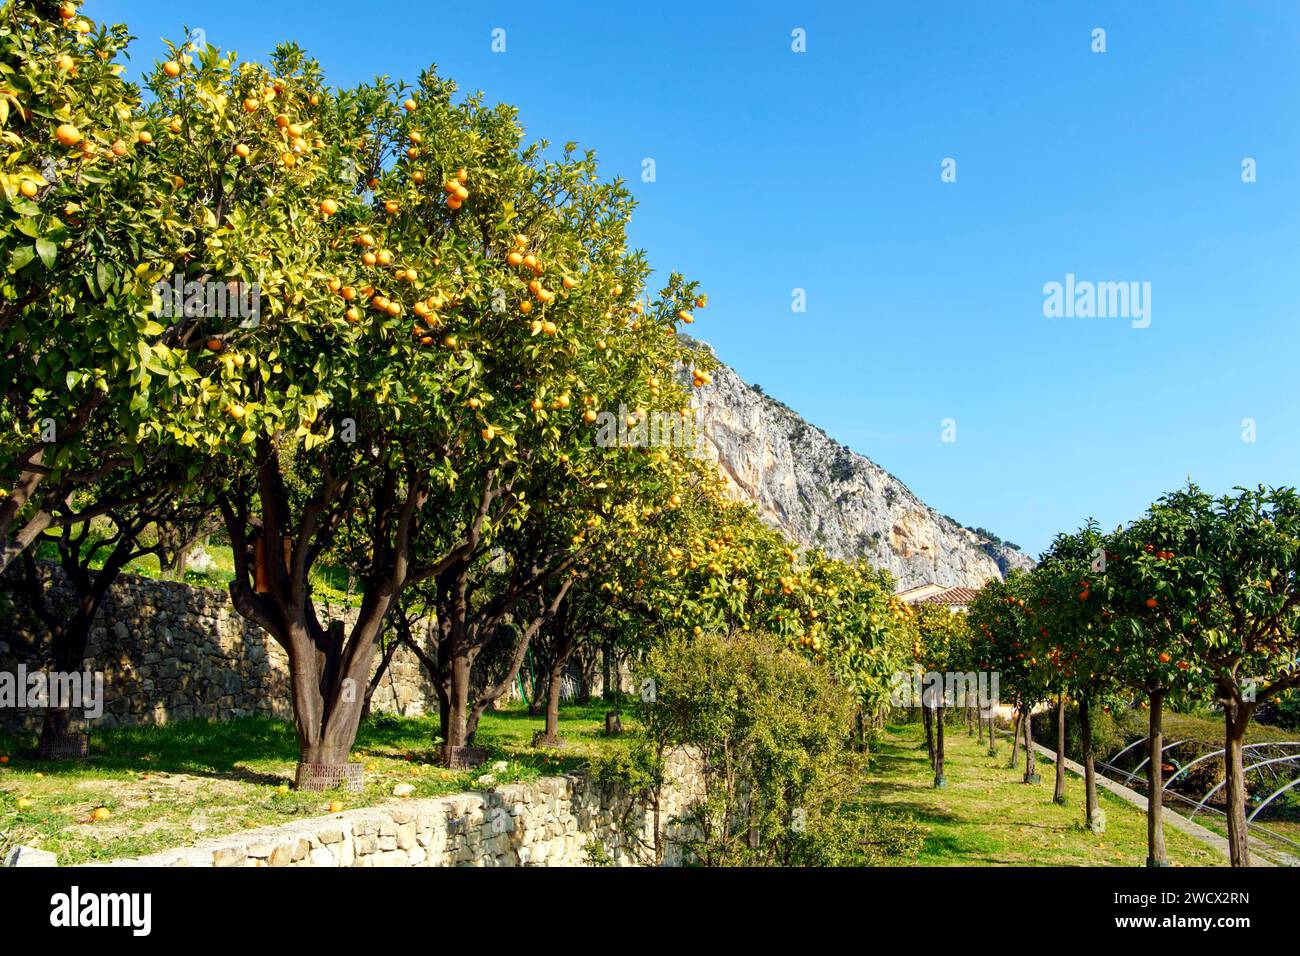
[92,0,1300,558]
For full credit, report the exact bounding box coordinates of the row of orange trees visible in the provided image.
[968,484,1300,868]
[0,2,909,784]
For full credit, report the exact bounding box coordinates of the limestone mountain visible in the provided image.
[688,350,1035,591]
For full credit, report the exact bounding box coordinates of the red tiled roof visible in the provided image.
[911,586,980,606]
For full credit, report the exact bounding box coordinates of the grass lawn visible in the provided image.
[864,721,1224,866]
[0,702,634,865]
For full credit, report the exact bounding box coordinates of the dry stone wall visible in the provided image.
[99,748,704,867]
[0,566,440,731]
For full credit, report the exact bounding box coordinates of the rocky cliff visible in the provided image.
[690,352,1035,591]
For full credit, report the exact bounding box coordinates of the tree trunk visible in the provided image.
[922,701,935,765]
[1053,695,1067,804]
[933,704,946,787]
[1223,698,1253,867]
[1146,689,1168,866]
[1009,709,1021,768]
[1023,706,1037,782]
[987,715,998,756]
[1079,695,1102,832]
[445,650,472,748]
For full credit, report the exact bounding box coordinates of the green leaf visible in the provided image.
[35,237,56,269]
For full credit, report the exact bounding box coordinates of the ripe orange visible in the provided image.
[403,98,417,111]
[446,196,462,210]
[1145,597,1158,609]
[513,234,527,248]
[340,286,355,301]
[583,409,598,423]
[235,143,250,158]
[522,254,537,270]
[205,338,223,351]
[507,252,523,266]
[345,306,361,323]
[59,3,76,20]
[55,123,81,147]
[562,275,576,289]
[163,60,181,78]
[362,252,377,267]
[376,249,393,266]
[412,170,425,184]
[91,807,111,821]
[19,179,39,198]
[384,199,399,215]
[1158,652,1171,663]
[319,198,339,216]
[443,334,458,348]
[519,300,532,314]
[56,53,75,72]
[274,113,290,129]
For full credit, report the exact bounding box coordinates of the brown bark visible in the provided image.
[1053,695,1067,804]
[1223,697,1253,867]
[1023,706,1037,781]
[1146,689,1168,866]
[933,704,946,787]
[922,701,935,766]
[1079,695,1101,831]
[1009,710,1021,768]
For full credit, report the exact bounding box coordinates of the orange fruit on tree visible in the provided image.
[55,123,81,146]
[507,252,523,267]
[1145,597,1158,608]
[19,179,39,198]
[319,198,339,216]
[345,306,361,323]
[235,143,250,158]
[274,113,290,129]
[59,3,76,20]
[163,60,181,77]
[362,252,377,267]
[205,337,223,351]
[243,97,260,113]
[519,300,532,314]
[384,199,399,215]
[403,98,417,111]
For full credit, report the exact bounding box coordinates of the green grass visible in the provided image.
[863,721,1224,866]
[0,701,635,865]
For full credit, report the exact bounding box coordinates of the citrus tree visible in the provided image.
[0,1,206,571]
[1115,484,1300,867]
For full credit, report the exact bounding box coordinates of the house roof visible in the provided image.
[902,585,981,607]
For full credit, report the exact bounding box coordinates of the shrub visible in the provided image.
[635,631,921,866]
